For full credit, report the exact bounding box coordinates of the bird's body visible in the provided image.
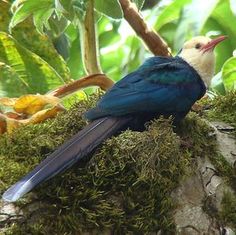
[2,36,226,202]
[86,56,206,123]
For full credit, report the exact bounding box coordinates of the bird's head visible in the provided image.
[178,36,227,87]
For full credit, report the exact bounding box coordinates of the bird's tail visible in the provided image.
[2,116,131,202]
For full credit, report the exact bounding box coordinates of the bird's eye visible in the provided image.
[195,43,201,49]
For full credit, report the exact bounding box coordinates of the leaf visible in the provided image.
[29,105,65,124]
[0,97,17,106]
[222,57,236,91]
[0,0,11,31]
[211,72,226,95]
[13,94,61,115]
[94,0,123,19]
[155,0,191,30]
[211,0,236,47]
[67,34,84,79]
[174,0,220,50]
[0,32,66,95]
[132,0,145,10]
[10,0,54,30]
[33,8,54,34]
[0,62,28,97]
[230,0,236,15]
[6,118,25,133]
[12,20,70,82]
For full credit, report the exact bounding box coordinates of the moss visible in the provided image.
[207,91,236,134]
[219,191,236,229]
[0,93,235,234]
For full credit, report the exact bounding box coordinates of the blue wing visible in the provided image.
[86,56,206,120]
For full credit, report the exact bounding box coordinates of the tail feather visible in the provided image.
[2,116,131,202]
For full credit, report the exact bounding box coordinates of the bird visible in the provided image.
[2,35,226,202]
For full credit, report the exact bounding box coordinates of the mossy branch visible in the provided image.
[119,0,172,57]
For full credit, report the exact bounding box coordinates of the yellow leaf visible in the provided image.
[14,94,61,115]
[6,118,26,134]
[0,97,17,106]
[29,105,65,124]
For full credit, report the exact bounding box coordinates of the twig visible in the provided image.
[119,0,172,57]
[49,74,114,98]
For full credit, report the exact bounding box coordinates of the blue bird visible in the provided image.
[2,35,226,202]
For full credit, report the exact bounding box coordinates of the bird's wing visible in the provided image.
[86,57,204,120]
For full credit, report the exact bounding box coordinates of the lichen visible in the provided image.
[0,92,235,234]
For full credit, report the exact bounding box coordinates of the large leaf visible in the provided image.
[0,0,11,32]
[202,18,233,73]
[12,20,70,82]
[67,34,84,79]
[174,0,220,50]
[222,57,236,91]
[211,0,236,47]
[94,0,123,19]
[0,32,65,96]
[155,0,191,30]
[10,0,54,29]
[0,62,27,97]
[0,1,70,82]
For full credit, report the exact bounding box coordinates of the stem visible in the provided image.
[119,0,172,57]
[49,74,114,98]
[80,0,102,74]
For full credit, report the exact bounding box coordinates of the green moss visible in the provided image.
[207,91,236,132]
[219,191,236,229]
[0,93,235,234]
[2,117,191,234]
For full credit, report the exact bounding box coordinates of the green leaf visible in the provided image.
[132,0,145,10]
[33,8,54,34]
[211,0,236,47]
[211,72,226,95]
[230,0,236,15]
[202,18,233,73]
[67,35,84,79]
[0,62,28,97]
[222,57,236,91]
[12,21,70,82]
[0,32,65,95]
[94,0,123,19]
[10,0,54,30]
[0,0,11,32]
[174,0,220,50]
[155,0,191,30]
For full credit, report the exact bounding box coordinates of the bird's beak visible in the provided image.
[201,35,227,53]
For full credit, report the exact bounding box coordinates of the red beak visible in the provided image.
[201,35,227,53]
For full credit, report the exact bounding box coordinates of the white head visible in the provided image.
[178,36,227,87]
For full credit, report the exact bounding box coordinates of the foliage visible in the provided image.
[0,94,64,134]
[0,0,235,98]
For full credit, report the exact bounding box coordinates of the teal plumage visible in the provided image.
[85,56,206,121]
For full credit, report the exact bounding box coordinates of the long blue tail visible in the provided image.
[2,116,131,202]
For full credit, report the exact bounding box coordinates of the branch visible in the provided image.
[119,0,172,57]
[79,0,102,74]
[49,74,114,98]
